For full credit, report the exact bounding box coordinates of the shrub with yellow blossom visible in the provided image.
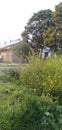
[20,56,62,104]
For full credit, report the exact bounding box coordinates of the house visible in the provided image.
[42,46,52,59]
[0,42,23,63]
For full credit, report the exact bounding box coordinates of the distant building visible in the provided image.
[0,42,23,63]
[42,46,52,59]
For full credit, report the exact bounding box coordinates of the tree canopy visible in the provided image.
[22,2,62,52]
[22,9,52,50]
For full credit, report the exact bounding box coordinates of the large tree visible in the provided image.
[21,2,62,52]
[44,2,62,50]
[22,9,52,50]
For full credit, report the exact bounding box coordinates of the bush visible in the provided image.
[2,69,21,82]
[20,57,62,104]
[0,88,62,130]
[9,98,62,130]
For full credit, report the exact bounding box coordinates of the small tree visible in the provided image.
[13,41,31,62]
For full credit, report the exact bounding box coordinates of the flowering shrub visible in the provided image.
[20,56,62,104]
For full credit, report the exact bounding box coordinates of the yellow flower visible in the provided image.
[48,76,51,78]
[50,80,53,84]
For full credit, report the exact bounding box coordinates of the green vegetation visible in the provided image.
[0,2,62,130]
[22,2,62,52]
[13,41,32,63]
[0,55,62,130]
[20,56,62,104]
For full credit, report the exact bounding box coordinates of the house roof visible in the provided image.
[0,41,21,52]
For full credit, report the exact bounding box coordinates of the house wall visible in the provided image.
[0,43,25,63]
[0,49,12,62]
[0,48,24,63]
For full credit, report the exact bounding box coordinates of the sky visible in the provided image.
[0,0,61,46]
